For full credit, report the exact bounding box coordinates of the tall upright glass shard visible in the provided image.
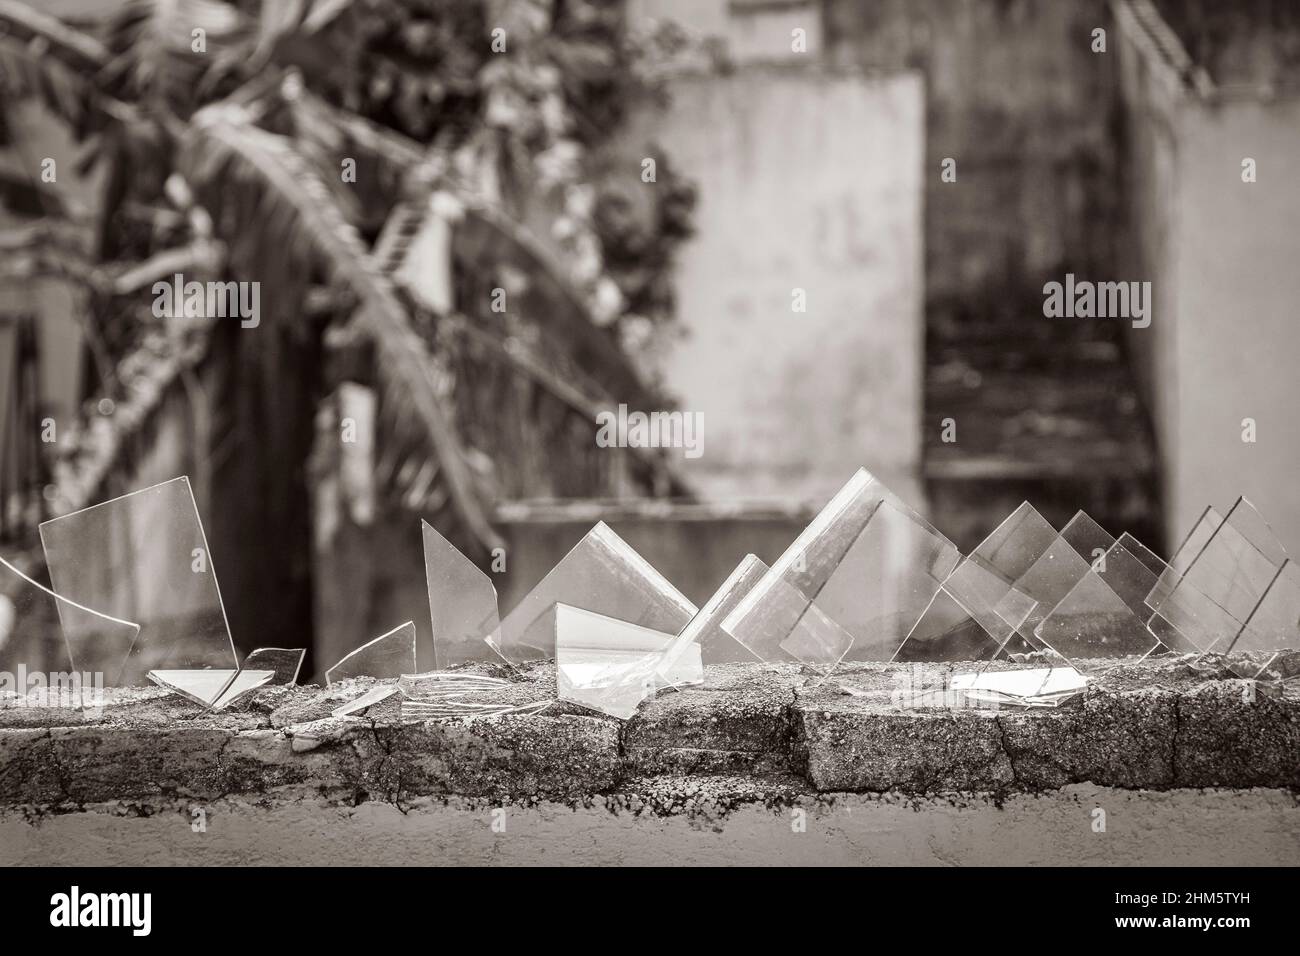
[38,477,236,685]
[554,604,702,719]
[488,522,696,665]
[721,469,888,665]
[0,554,139,690]
[723,473,961,668]
[422,520,501,668]
[326,621,417,685]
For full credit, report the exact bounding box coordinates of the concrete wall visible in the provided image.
[1165,98,1300,551]
[4,657,1299,866]
[1118,7,1300,552]
[629,68,926,504]
[5,786,1298,866]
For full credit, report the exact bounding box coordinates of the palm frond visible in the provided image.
[0,0,112,132]
[178,104,503,558]
[101,0,253,113]
[0,0,110,76]
[0,1,148,138]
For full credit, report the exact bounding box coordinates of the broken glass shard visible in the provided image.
[488,522,696,665]
[332,684,403,718]
[0,554,138,704]
[1059,510,1117,566]
[1163,498,1286,625]
[967,502,1064,647]
[1146,499,1287,659]
[898,558,1037,662]
[1170,506,1225,575]
[1033,550,1164,665]
[38,476,236,685]
[422,519,501,668]
[724,472,961,668]
[652,554,767,685]
[951,665,1088,708]
[1145,506,1224,611]
[554,604,702,718]
[1222,559,1300,680]
[147,667,274,710]
[970,502,1062,589]
[723,469,913,664]
[241,647,305,685]
[994,520,1101,645]
[326,620,417,685]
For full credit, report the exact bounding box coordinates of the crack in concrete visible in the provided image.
[993,715,1022,789]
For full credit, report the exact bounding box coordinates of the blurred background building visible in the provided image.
[2,0,1298,678]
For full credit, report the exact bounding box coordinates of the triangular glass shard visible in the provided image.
[724,474,961,669]
[488,522,696,665]
[652,554,766,685]
[38,476,236,685]
[147,669,239,705]
[242,647,305,685]
[332,685,402,718]
[1229,559,1300,679]
[146,668,274,709]
[899,558,1038,662]
[554,604,701,719]
[326,621,418,685]
[422,519,501,668]
[0,555,138,703]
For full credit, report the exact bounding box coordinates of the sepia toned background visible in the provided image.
[1,0,1298,679]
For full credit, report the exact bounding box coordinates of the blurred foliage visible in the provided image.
[0,0,697,557]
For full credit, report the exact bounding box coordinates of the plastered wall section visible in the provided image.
[1165,98,1300,551]
[635,69,926,504]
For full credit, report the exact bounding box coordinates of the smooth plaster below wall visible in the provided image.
[1168,98,1300,551]
[3,785,1298,866]
[639,69,926,504]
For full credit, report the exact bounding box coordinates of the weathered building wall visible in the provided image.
[821,0,1118,313]
[628,68,926,503]
[1117,2,1300,552]
[1166,98,1300,551]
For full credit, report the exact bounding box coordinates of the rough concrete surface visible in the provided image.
[2,656,1298,864]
